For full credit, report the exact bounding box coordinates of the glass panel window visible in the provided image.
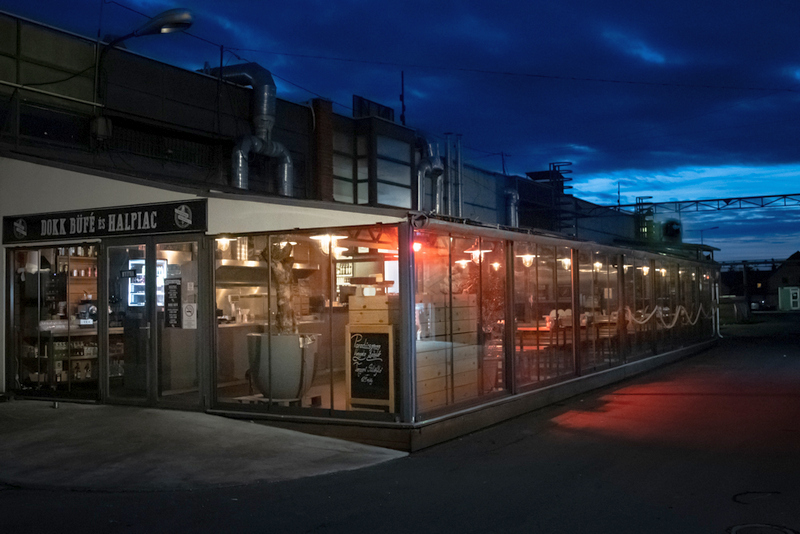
[11,245,99,400]
[215,226,400,416]
[357,159,368,181]
[357,182,368,205]
[156,241,199,405]
[377,136,410,162]
[108,244,148,400]
[530,245,575,382]
[333,131,353,154]
[513,241,539,387]
[356,135,367,157]
[333,154,354,179]
[333,178,354,204]
[377,159,411,186]
[480,238,506,393]
[415,232,508,419]
[377,183,411,209]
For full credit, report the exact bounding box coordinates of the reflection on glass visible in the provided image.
[414,232,507,418]
[513,241,539,387]
[12,246,100,399]
[157,241,199,405]
[108,244,148,400]
[214,226,399,414]
[480,239,505,393]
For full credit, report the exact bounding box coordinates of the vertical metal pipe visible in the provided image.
[447,236,454,404]
[266,236,273,408]
[435,174,444,215]
[617,254,627,362]
[328,233,335,413]
[442,135,451,215]
[447,145,454,216]
[457,134,463,217]
[650,259,657,351]
[505,240,516,393]
[571,247,581,377]
[398,222,416,423]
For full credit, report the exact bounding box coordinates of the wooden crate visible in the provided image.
[415,340,479,412]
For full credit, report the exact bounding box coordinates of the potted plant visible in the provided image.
[247,242,315,403]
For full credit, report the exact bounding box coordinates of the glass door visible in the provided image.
[106,243,150,401]
[104,237,202,407]
[155,239,200,408]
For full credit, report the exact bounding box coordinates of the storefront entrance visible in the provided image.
[104,237,202,408]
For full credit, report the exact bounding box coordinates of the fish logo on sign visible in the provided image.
[13,219,27,239]
[174,205,192,229]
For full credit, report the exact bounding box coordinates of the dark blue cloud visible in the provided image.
[2,0,799,259]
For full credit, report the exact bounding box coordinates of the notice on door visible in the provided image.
[182,303,197,329]
[164,278,182,328]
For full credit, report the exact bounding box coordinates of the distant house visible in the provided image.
[766,251,800,310]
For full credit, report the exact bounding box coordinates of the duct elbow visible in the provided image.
[231,135,294,195]
[275,143,294,197]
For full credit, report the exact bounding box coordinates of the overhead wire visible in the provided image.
[95,0,800,179]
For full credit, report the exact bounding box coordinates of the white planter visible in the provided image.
[246,333,316,402]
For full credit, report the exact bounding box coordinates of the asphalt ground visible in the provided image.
[1,312,799,533]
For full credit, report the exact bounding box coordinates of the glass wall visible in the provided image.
[9,244,99,399]
[214,225,400,417]
[376,136,412,209]
[413,233,506,416]
[156,241,200,405]
[206,220,717,424]
[577,249,620,373]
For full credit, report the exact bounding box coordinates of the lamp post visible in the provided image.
[699,226,719,245]
[92,8,193,138]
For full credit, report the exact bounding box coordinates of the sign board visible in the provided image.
[164,278,182,328]
[182,303,197,330]
[345,325,394,410]
[3,199,207,244]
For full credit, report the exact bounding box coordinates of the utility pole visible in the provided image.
[399,71,406,126]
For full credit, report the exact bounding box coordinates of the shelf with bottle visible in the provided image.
[56,254,98,279]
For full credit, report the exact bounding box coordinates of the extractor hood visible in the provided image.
[215,259,319,287]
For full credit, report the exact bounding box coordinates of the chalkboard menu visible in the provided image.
[346,325,394,410]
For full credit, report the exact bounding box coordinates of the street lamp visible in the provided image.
[92,8,193,138]
[699,226,719,245]
[104,8,193,50]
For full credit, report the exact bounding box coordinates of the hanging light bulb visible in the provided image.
[520,254,534,268]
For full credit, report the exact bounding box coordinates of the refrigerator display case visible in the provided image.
[128,259,167,307]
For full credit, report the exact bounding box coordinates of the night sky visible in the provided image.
[3,0,800,261]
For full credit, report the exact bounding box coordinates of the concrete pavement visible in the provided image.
[2,313,799,533]
[0,402,406,491]
[2,312,796,497]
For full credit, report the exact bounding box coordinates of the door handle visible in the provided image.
[140,322,151,340]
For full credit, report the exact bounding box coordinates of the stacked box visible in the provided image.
[348,295,400,325]
[414,292,480,413]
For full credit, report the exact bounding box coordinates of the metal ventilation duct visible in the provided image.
[417,139,444,212]
[506,189,520,227]
[209,62,293,194]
